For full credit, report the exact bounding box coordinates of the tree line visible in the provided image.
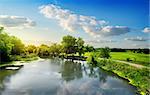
[0,27,95,63]
[96,48,150,54]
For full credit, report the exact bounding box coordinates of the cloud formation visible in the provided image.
[86,39,117,44]
[39,4,130,36]
[132,44,150,48]
[124,36,148,41]
[143,27,150,33]
[0,15,36,28]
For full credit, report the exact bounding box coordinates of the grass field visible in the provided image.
[110,52,150,67]
[86,53,150,94]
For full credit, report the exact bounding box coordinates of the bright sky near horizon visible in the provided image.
[0,0,149,48]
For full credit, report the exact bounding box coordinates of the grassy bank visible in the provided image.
[86,52,150,95]
[0,54,39,67]
[110,52,150,67]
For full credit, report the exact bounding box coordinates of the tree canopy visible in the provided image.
[0,28,24,61]
[0,28,94,62]
[99,47,111,59]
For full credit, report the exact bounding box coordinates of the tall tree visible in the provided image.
[49,43,62,57]
[0,33,13,61]
[10,36,25,55]
[76,37,85,56]
[61,35,77,54]
[84,45,95,52]
[0,27,4,33]
[99,47,111,59]
[25,45,37,54]
[37,44,50,57]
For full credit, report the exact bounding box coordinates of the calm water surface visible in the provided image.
[0,59,138,95]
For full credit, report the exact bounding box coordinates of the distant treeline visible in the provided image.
[96,48,150,54]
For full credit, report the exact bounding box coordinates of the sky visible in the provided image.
[0,0,149,48]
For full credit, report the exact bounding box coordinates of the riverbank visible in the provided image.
[1,54,149,95]
[0,56,40,68]
[86,54,150,95]
[0,58,139,95]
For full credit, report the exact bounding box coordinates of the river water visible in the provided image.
[0,58,138,95]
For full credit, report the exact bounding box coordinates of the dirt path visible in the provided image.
[113,60,149,69]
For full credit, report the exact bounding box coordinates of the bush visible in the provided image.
[92,55,150,94]
[10,55,22,61]
[126,58,130,61]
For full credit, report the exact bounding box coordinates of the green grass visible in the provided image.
[97,59,150,95]
[86,52,150,95]
[110,52,150,66]
[0,54,39,67]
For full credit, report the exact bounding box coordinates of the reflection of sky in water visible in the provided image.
[0,59,137,95]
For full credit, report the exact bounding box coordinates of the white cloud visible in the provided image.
[0,15,36,28]
[143,27,150,33]
[124,36,148,41]
[100,26,130,36]
[39,4,130,36]
[86,39,117,44]
[132,44,150,48]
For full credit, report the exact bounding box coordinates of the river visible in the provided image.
[0,58,138,95]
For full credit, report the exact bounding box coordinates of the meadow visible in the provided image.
[110,52,150,66]
[85,52,150,95]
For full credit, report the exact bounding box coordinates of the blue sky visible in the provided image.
[0,0,149,48]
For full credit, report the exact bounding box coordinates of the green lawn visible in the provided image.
[110,52,150,67]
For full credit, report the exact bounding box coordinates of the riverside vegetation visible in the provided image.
[0,27,150,95]
[0,27,94,64]
[85,50,150,95]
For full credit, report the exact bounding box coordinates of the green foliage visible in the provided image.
[10,36,25,55]
[61,35,77,54]
[76,37,85,56]
[86,55,97,66]
[0,27,4,33]
[0,33,14,61]
[25,45,37,54]
[84,45,95,52]
[37,44,50,57]
[10,55,22,61]
[76,37,84,47]
[49,43,62,57]
[99,47,111,59]
[61,35,76,47]
[110,52,150,66]
[86,53,150,94]
[61,35,89,56]
[0,28,32,62]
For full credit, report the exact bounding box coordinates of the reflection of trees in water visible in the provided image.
[0,70,17,94]
[82,63,108,83]
[98,69,108,83]
[88,66,98,78]
[61,61,83,81]
[61,60,109,84]
[49,57,63,65]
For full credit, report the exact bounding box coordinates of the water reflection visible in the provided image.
[0,59,137,95]
[0,70,17,94]
[61,61,83,81]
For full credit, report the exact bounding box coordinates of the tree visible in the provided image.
[25,45,37,54]
[84,45,95,52]
[49,43,62,57]
[0,33,13,61]
[10,36,25,55]
[37,44,50,57]
[99,47,111,59]
[61,35,77,55]
[0,27,4,33]
[76,37,85,56]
